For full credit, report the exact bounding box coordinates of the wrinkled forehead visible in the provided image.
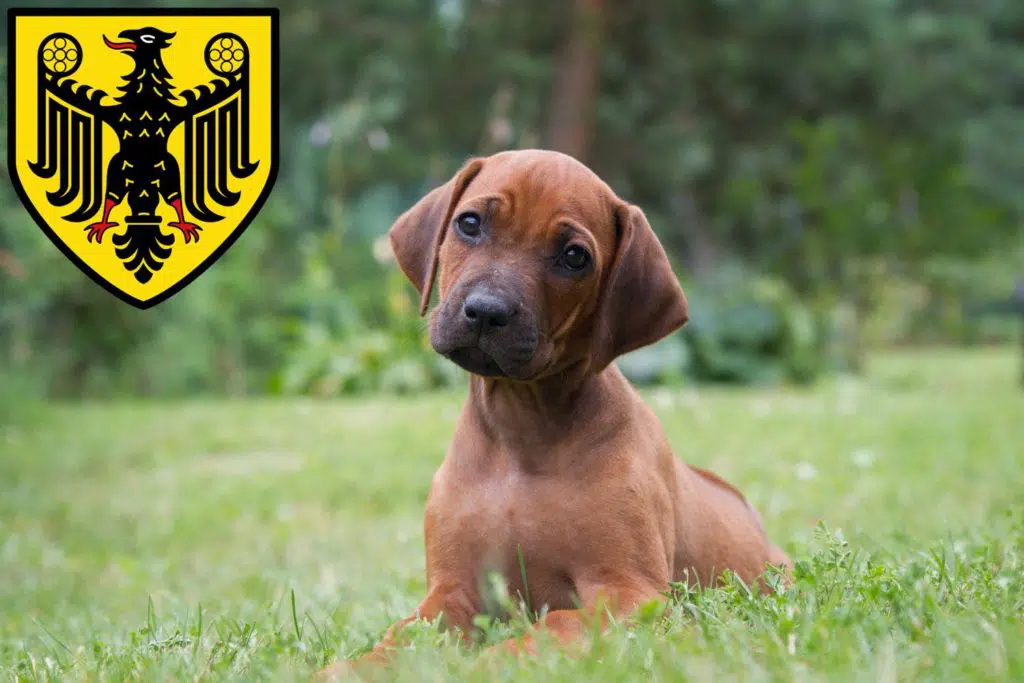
[460,152,618,243]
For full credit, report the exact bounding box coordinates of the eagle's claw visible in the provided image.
[85,221,119,244]
[168,221,202,244]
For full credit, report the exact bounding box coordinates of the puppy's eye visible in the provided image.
[560,244,591,271]
[454,212,482,238]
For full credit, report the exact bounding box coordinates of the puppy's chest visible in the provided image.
[432,468,581,609]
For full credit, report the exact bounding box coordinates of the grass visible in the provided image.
[1,347,1022,682]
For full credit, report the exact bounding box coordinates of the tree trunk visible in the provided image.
[670,191,719,276]
[545,0,604,162]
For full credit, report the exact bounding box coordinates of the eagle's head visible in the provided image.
[103,27,175,58]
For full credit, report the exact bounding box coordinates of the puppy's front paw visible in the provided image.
[316,649,391,681]
[315,660,355,681]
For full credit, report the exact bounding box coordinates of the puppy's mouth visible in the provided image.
[443,346,509,378]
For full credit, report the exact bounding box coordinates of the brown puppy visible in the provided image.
[319,149,790,677]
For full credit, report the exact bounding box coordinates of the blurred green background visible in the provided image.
[2,0,1023,404]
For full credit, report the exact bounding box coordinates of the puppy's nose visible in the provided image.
[463,291,516,331]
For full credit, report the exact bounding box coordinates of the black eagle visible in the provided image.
[28,28,258,283]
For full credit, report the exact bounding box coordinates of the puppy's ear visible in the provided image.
[388,158,485,315]
[593,203,689,371]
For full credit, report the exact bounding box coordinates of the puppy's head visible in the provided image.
[389,149,688,380]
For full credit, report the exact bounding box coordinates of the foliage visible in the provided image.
[1,197,298,397]
[856,248,1024,347]
[680,265,826,386]
[617,335,690,387]
[276,269,466,397]
[2,0,1023,397]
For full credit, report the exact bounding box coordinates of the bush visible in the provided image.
[617,335,690,387]
[275,269,466,397]
[682,265,827,386]
[854,249,1024,348]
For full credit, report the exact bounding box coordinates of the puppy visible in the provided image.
[319,149,790,677]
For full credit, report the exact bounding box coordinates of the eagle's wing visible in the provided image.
[178,63,259,222]
[28,73,112,222]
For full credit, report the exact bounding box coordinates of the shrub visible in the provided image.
[682,265,826,386]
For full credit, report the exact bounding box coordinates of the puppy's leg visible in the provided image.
[317,582,476,680]
[485,581,662,659]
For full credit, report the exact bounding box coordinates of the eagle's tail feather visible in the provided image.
[111,225,174,284]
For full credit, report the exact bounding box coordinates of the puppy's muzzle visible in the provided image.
[432,285,538,379]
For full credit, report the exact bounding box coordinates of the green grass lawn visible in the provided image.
[1,348,1022,682]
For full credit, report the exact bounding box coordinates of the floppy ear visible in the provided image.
[388,158,485,315]
[593,203,689,371]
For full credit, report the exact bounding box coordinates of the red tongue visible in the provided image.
[103,36,136,50]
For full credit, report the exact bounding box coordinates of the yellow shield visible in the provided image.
[7,9,279,308]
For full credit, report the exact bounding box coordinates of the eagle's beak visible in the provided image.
[103,35,136,51]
